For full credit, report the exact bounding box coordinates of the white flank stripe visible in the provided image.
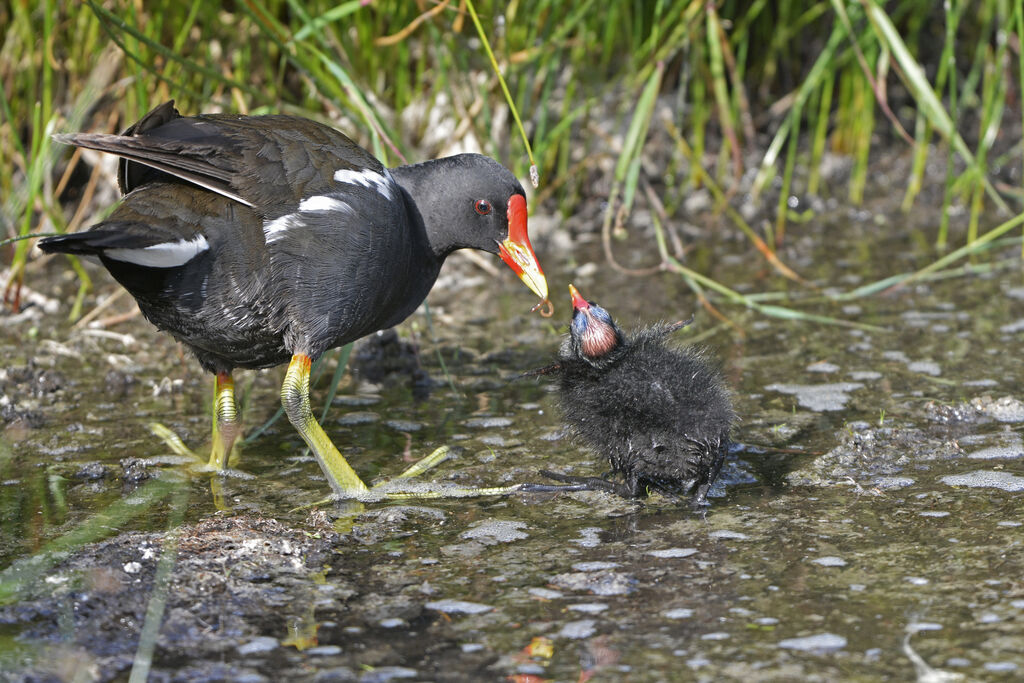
[104,235,209,268]
[263,213,299,243]
[298,195,350,213]
[333,168,394,199]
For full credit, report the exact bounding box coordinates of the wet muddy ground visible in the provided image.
[2,181,1024,681]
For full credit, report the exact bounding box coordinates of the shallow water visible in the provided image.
[2,203,1023,680]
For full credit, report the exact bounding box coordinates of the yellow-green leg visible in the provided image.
[208,371,240,470]
[282,354,369,497]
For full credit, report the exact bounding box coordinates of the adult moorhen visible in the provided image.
[39,101,548,499]
[525,285,734,504]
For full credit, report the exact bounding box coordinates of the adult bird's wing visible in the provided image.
[53,100,384,211]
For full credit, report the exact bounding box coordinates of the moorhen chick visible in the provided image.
[526,285,734,504]
[39,101,548,499]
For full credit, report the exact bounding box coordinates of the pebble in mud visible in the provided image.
[848,370,882,381]
[941,470,1024,491]
[873,476,915,489]
[120,457,151,483]
[423,599,493,615]
[806,361,840,373]
[907,360,941,376]
[311,667,358,682]
[968,443,1024,459]
[777,633,847,652]
[568,603,608,613]
[237,637,279,655]
[764,382,863,411]
[550,570,637,596]
[337,411,379,426]
[558,619,597,639]
[572,561,620,571]
[383,419,422,432]
[1000,319,1024,334]
[664,608,695,619]
[359,666,419,682]
[73,462,109,480]
[460,520,529,544]
[648,547,699,559]
[787,425,963,487]
[572,527,603,548]
[463,416,512,428]
[970,395,1024,422]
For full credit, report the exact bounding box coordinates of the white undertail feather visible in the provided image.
[104,234,210,268]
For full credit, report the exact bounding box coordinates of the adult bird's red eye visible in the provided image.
[474,199,492,215]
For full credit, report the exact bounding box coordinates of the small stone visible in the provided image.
[968,445,1024,460]
[806,361,840,373]
[461,520,529,544]
[907,361,941,376]
[568,603,608,614]
[558,619,597,639]
[550,571,637,596]
[237,636,279,655]
[777,633,847,652]
[571,561,620,571]
[424,599,493,615]
[359,666,418,682]
[941,470,1024,492]
[663,608,694,619]
[709,530,748,540]
[647,548,698,559]
[464,417,512,428]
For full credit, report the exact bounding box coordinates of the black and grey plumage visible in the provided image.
[38,101,549,499]
[527,284,735,504]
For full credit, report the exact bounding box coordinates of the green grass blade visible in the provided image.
[861,0,1009,213]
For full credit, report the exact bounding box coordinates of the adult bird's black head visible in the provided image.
[386,154,544,297]
[37,101,550,500]
[523,284,735,505]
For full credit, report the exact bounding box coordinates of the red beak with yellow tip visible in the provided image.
[498,194,548,303]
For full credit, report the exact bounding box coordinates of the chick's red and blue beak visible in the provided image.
[567,283,620,359]
[568,283,589,312]
[498,194,549,304]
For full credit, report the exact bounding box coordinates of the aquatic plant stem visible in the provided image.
[664,117,805,284]
[463,0,538,186]
[129,489,187,683]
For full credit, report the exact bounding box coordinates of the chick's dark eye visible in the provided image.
[474,199,492,215]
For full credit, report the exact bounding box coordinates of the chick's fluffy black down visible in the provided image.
[556,323,734,500]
